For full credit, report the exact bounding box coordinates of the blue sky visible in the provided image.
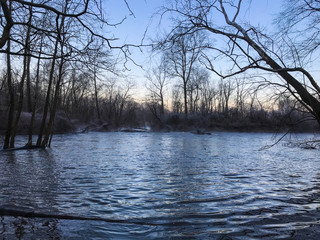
[105,0,283,46]
[105,0,165,47]
[103,0,167,98]
[103,0,285,100]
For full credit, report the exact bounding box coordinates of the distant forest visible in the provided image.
[0,0,319,149]
[0,66,317,136]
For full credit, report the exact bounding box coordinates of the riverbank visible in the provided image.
[0,111,76,135]
[0,111,318,136]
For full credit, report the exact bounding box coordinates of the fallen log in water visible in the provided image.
[0,208,157,226]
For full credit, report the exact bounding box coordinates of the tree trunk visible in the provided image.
[41,9,67,147]
[3,30,14,149]
[10,15,32,147]
[93,68,101,121]
[183,81,188,118]
[26,55,32,112]
[28,50,41,144]
[227,18,320,124]
[160,93,164,118]
[42,55,65,147]
[37,13,65,146]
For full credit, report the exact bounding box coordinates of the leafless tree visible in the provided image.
[218,79,233,117]
[1,0,136,149]
[3,1,13,149]
[188,66,209,114]
[160,0,320,125]
[172,84,183,114]
[145,56,170,120]
[234,77,248,120]
[159,30,206,118]
[200,79,216,115]
[114,80,135,127]
[276,0,320,60]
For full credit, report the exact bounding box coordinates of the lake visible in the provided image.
[1,132,320,239]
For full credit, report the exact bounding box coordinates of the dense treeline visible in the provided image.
[0,69,143,132]
[145,72,317,132]
[1,65,316,137]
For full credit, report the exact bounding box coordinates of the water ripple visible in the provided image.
[1,132,320,239]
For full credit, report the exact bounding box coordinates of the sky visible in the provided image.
[106,0,283,44]
[103,0,284,101]
[102,0,165,99]
[105,0,166,45]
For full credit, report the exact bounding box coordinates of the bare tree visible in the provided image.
[0,0,89,50]
[82,41,116,122]
[160,0,320,125]
[218,79,233,117]
[171,84,183,114]
[3,1,13,149]
[0,0,13,49]
[28,36,44,144]
[276,0,320,60]
[159,30,205,118]
[145,56,169,120]
[114,80,135,127]
[1,0,136,149]
[200,79,216,115]
[36,0,68,147]
[188,66,209,114]
[234,78,248,120]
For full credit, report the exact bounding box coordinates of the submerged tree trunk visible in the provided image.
[28,39,43,144]
[3,29,14,149]
[10,13,32,147]
[36,13,65,146]
[42,54,65,147]
[36,48,56,146]
[41,2,68,147]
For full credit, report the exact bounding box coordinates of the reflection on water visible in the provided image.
[1,132,320,239]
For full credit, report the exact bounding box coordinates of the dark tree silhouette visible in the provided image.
[160,0,320,125]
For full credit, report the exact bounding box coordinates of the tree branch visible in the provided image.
[0,0,14,48]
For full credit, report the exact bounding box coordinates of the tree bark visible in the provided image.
[0,0,14,49]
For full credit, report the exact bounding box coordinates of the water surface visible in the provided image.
[1,132,320,239]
